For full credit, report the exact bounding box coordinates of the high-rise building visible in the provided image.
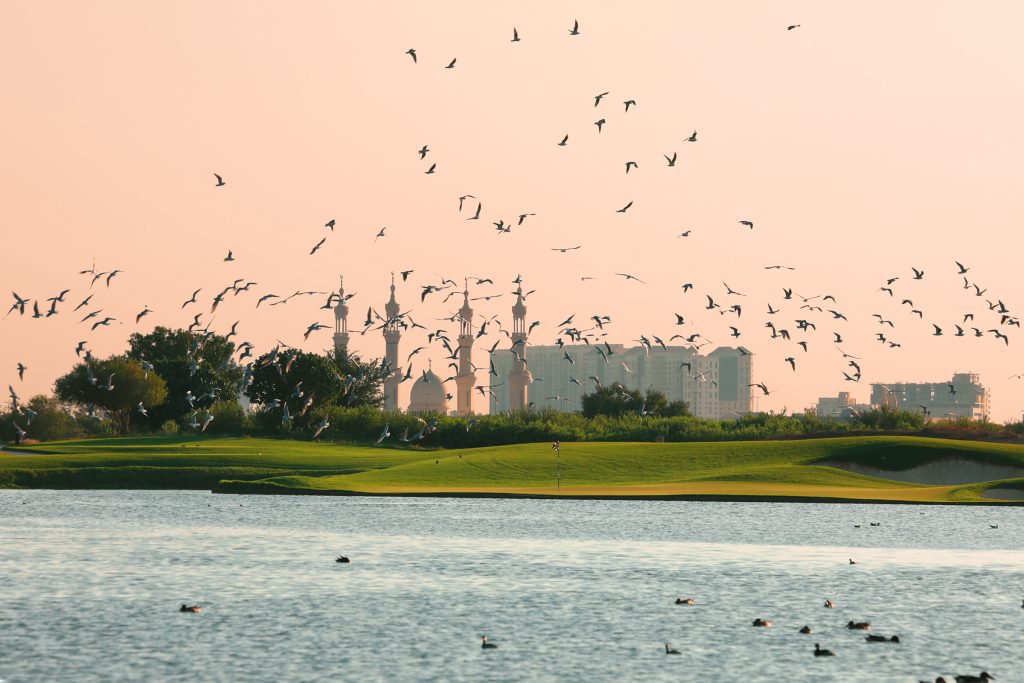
[332,275,350,358]
[454,284,476,416]
[489,342,753,418]
[870,372,990,420]
[815,392,870,418]
[382,274,402,412]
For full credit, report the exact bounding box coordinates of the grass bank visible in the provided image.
[4,434,1024,503]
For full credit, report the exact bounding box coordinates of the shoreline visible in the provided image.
[209,483,1024,506]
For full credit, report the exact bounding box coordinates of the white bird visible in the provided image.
[137,402,148,417]
[201,411,214,432]
[375,422,391,445]
[313,416,330,439]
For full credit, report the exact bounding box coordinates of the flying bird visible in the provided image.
[569,19,580,35]
[224,250,234,262]
[445,58,456,69]
[624,99,636,112]
[664,152,677,167]
[595,118,606,133]
[787,24,801,30]
[616,201,633,213]
[405,48,417,63]
[425,163,436,174]
[685,130,697,142]
[511,27,520,42]
[615,272,646,284]
[625,161,638,173]
[551,245,581,253]
[373,227,387,243]
[558,134,569,146]
[739,220,754,229]
[310,237,327,255]
[214,173,225,187]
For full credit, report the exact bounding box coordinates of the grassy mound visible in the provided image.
[5,435,1024,502]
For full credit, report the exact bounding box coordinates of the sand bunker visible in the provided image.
[819,457,1024,485]
[980,487,1024,501]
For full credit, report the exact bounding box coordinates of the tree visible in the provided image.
[55,356,167,433]
[126,327,242,427]
[581,384,687,418]
[327,348,389,409]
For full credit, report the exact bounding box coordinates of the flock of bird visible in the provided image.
[3,15,1023,434]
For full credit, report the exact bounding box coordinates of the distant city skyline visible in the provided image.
[2,2,1023,420]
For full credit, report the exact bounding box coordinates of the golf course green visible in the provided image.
[3,434,1024,503]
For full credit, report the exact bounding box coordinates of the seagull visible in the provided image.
[373,227,387,243]
[223,250,234,262]
[304,322,329,340]
[569,19,580,35]
[313,416,330,440]
[616,201,633,213]
[749,382,770,395]
[405,48,417,63]
[16,362,26,381]
[685,130,697,142]
[135,306,152,323]
[445,58,456,69]
[325,219,335,230]
[739,220,754,229]
[955,261,969,274]
[615,272,646,284]
[664,152,677,167]
[787,24,801,30]
[595,118,606,132]
[181,289,202,309]
[309,237,327,255]
[91,317,116,331]
[375,423,391,445]
[624,99,636,112]
[468,203,482,220]
[677,230,691,237]
[558,134,568,146]
[214,173,225,187]
[551,245,581,253]
[425,163,436,174]
[137,402,148,417]
[912,267,924,279]
[511,27,520,42]
[517,213,535,225]
[625,161,638,173]
[73,294,94,312]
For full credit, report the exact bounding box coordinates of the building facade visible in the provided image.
[489,343,753,418]
[506,285,531,412]
[815,392,870,418]
[869,372,990,420]
[454,286,476,416]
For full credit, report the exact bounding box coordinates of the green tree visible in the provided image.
[126,327,242,427]
[246,350,344,429]
[581,384,683,418]
[327,348,389,409]
[55,356,167,434]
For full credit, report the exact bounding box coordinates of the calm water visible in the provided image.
[0,492,1021,682]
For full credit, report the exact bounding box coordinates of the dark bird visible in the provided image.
[785,357,796,371]
[615,272,645,284]
[568,19,580,35]
[616,201,633,213]
[558,134,568,146]
[664,152,677,167]
[933,324,943,336]
[739,220,754,229]
[325,219,336,230]
[481,636,498,650]
[955,261,969,274]
[405,48,417,63]
[624,99,636,112]
[625,161,638,173]
[418,145,429,159]
[335,556,350,563]
[787,24,801,30]
[310,237,326,255]
[511,27,520,42]
[685,130,698,142]
[665,644,681,655]
[595,118,606,133]
[425,163,436,174]
[445,58,456,69]
[468,203,482,220]
[223,250,234,262]
[813,644,835,657]
[594,91,609,106]
[912,267,924,279]
[213,174,225,187]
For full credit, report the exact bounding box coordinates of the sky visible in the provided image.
[1,1,1023,420]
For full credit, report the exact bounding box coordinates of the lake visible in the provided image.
[1,491,1020,682]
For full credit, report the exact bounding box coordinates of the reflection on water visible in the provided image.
[0,491,1021,682]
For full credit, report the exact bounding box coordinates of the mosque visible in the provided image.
[332,274,750,418]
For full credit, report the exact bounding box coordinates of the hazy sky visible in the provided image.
[2,1,1023,419]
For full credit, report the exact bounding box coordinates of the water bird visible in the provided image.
[664,643,681,655]
[674,597,694,605]
[481,636,498,649]
[953,674,994,683]
[335,556,350,563]
[824,599,834,608]
[179,604,201,613]
[814,644,836,657]
[752,618,773,627]
[865,635,899,643]
[846,621,870,630]
[799,625,812,634]
[849,558,856,564]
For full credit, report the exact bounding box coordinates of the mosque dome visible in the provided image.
[408,369,449,414]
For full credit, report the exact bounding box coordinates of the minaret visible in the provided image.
[455,281,476,416]
[332,275,350,359]
[382,273,402,412]
[508,284,532,411]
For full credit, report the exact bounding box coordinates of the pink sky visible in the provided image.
[2,1,1022,419]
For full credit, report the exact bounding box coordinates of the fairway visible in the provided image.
[4,435,1024,503]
